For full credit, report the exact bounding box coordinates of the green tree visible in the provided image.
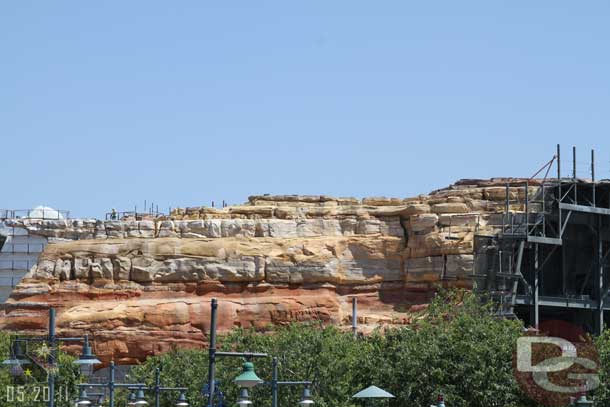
[359,290,533,407]
[0,331,81,407]
[595,329,610,406]
[129,290,540,407]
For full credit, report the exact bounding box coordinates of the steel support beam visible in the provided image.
[559,203,610,216]
[527,236,562,245]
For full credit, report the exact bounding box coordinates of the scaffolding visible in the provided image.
[0,209,67,302]
[474,145,610,334]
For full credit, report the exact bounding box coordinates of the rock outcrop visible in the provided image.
[0,179,534,364]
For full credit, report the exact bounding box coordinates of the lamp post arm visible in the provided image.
[113,383,148,388]
[215,352,268,358]
[79,383,148,388]
[276,381,313,386]
[56,337,87,342]
[14,337,47,343]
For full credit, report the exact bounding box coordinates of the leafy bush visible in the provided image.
[131,290,540,407]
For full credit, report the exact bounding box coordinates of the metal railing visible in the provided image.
[105,211,164,221]
[0,209,70,220]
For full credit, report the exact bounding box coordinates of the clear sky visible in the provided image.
[2,2,610,218]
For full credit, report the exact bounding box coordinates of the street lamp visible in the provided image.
[1,308,101,407]
[175,392,190,406]
[299,387,314,405]
[2,341,30,368]
[134,388,149,406]
[79,362,188,407]
[84,393,105,407]
[75,389,92,406]
[234,361,264,388]
[74,335,102,377]
[236,388,253,406]
[267,357,314,407]
[206,298,267,407]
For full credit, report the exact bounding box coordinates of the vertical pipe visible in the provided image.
[525,181,529,235]
[48,308,56,407]
[557,144,562,238]
[573,146,577,204]
[352,297,358,338]
[534,244,540,329]
[498,250,503,278]
[541,183,546,236]
[573,146,577,179]
[109,361,115,407]
[207,298,218,407]
[597,215,604,335]
[504,183,509,234]
[271,357,278,407]
[155,367,160,407]
[591,150,597,207]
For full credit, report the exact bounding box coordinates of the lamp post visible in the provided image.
[1,308,101,407]
[267,357,314,407]
[206,299,312,406]
[126,368,190,407]
[206,298,267,407]
[78,362,190,407]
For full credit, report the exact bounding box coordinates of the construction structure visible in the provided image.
[0,208,69,302]
[474,145,610,334]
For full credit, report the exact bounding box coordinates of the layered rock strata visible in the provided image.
[0,179,536,364]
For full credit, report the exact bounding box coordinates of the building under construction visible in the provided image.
[474,145,610,334]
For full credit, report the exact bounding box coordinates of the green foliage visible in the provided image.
[595,330,610,406]
[131,290,542,407]
[359,290,532,407]
[0,331,81,407]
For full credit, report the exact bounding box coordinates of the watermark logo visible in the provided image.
[514,320,599,406]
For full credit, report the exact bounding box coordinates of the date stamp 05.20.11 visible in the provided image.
[5,385,71,403]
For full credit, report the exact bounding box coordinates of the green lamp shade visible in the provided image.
[234,361,263,388]
[352,385,395,399]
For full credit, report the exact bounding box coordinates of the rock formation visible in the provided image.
[0,179,534,365]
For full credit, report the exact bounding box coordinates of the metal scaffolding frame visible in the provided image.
[474,145,610,334]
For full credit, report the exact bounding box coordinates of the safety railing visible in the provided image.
[0,209,70,220]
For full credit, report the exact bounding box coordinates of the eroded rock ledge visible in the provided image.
[0,178,533,364]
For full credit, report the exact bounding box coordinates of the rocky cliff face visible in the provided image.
[0,179,533,364]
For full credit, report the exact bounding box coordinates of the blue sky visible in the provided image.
[2,2,609,218]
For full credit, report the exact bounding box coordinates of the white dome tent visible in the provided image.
[27,206,64,220]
